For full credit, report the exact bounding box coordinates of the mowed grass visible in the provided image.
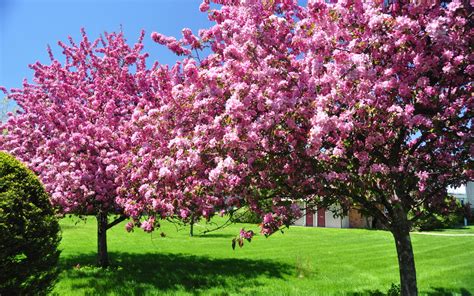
[53,217,474,296]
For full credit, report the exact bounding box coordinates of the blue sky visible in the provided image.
[0,0,213,91]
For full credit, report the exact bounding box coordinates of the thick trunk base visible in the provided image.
[97,212,109,268]
[392,227,418,296]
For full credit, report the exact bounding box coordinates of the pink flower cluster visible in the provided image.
[239,228,254,240]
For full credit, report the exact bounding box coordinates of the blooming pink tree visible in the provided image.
[297,2,473,295]
[121,1,472,295]
[0,30,160,267]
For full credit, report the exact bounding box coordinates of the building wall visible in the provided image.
[293,206,306,226]
[448,182,473,209]
[466,182,474,208]
[325,207,349,228]
[348,208,370,228]
[292,203,349,228]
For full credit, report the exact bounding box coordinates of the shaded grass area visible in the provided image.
[54,217,474,295]
[58,252,290,295]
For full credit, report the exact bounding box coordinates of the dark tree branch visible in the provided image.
[200,214,237,235]
[106,215,128,230]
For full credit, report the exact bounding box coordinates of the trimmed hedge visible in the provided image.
[0,152,61,295]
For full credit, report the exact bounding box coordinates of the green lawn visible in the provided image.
[53,217,474,296]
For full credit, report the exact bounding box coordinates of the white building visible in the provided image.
[294,182,474,229]
[467,182,474,206]
[448,182,474,207]
[293,204,371,228]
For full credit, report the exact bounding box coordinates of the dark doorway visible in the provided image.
[305,210,314,226]
[317,208,325,227]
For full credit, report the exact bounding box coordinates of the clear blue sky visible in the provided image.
[0,0,213,90]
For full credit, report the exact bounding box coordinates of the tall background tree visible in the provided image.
[121,1,472,295]
[0,30,158,267]
[297,2,473,295]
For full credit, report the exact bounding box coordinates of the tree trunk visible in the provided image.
[190,214,194,237]
[392,224,418,296]
[97,211,109,268]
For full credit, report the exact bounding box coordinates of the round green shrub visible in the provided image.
[0,152,61,295]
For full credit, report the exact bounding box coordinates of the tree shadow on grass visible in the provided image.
[58,252,291,295]
[194,233,236,239]
[349,287,472,296]
[348,290,388,296]
[424,287,472,296]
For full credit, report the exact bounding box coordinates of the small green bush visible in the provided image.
[412,198,466,231]
[414,214,456,231]
[0,152,61,295]
[386,283,401,296]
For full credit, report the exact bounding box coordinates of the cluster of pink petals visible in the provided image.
[239,228,254,240]
[151,32,192,56]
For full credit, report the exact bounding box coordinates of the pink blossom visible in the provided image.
[140,217,155,233]
[125,221,134,232]
[209,166,222,182]
[105,164,118,176]
[370,164,389,174]
[239,228,254,240]
[263,213,273,224]
[199,1,210,12]
[180,209,190,218]
[159,166,172,179]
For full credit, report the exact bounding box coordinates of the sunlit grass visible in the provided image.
[53,217,474,295]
